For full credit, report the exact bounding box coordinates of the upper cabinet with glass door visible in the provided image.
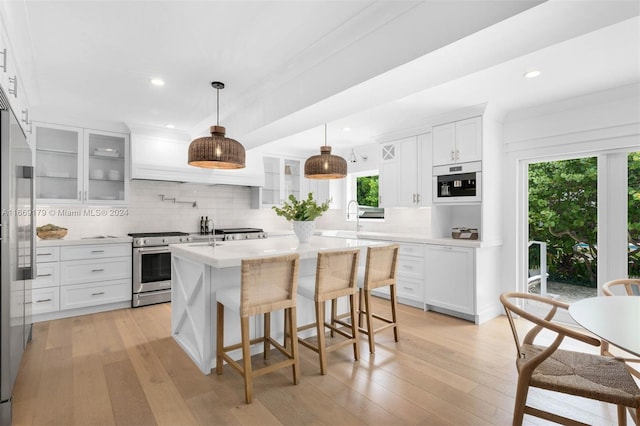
[34,122,129,205]
[258,156,301,207]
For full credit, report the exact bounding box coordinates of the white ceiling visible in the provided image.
[3,0,639,158]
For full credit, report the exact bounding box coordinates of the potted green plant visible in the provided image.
[272,192,330,243]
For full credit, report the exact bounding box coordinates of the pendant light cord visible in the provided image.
[216,87,220,126]
[324,123,327,146]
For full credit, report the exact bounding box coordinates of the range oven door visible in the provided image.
[133,246,172,293]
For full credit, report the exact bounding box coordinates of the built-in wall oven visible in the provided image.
[433,161,482,204]
[129,228,267,307]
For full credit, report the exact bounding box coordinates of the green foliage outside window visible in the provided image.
[528,153,640,287]
[356,175,379,207]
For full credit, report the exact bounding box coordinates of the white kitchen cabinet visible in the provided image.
[371,241,425,309]
[425,245,475,315]
[256,156,302,207]
[34,122,129,205]
[432,116,481,166]
[379,134,431,208]
[32,247,61,315]
[32,242,131,322]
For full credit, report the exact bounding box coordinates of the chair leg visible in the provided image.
[512,375,530,426]
[216,302,224,375]
[617,405,628,426]
[364,289,375,353]
[389,284,399,342]
[288,307,300,385]
[240,316,253,404]
[330,299,337,338]
[316,300,328,375]
[264,312,271,360]
[358,289,364,328]
[349,293,360,361]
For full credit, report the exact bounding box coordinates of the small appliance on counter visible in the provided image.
[451,227,479,240]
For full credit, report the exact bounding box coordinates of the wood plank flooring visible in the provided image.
[12,298,623,425]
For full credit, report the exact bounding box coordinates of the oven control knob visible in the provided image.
[244,234,249,239]
[136,238,145,246]
[162,238,168,244]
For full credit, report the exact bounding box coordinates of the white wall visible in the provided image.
[501,83,640,295]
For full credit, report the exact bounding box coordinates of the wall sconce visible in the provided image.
[348,149,368,163]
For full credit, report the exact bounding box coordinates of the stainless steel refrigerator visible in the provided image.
[0,87,35,425]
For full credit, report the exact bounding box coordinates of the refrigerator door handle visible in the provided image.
[16,165,35,280]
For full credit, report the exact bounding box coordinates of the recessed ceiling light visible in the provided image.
[165,124,175,129]
[523,70,541,79]
[150,78,165,86]
[342,127,352,132]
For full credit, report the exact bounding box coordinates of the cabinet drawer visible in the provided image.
[32,287,60,315]
[60,279,131,310]
[36,246,60,262]
[399,243,425,258]
[34,262,60,289]
[60,243,130,261]
[61,256,132,285]
[397,255,424,279]
[396,277,423,302]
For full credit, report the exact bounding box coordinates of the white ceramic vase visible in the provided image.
[292,220,315,243]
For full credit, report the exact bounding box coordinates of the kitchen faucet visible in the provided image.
[208,216,216,245]
[347,199,362,232]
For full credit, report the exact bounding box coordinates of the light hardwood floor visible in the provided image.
[12,298,622,425]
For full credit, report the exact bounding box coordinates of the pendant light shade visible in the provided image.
[188,82,245,169]
[304,125,347,179]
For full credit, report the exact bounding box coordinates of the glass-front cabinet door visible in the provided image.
[34,122,129,205]
[260,156,301,207]
[85,130,128,203]
[35,124,82,203]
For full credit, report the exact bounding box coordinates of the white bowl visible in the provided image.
[90,169,104,179]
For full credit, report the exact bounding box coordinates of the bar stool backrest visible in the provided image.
[363,244,399,291]
[240,254,300,317]
[315,249,360,302]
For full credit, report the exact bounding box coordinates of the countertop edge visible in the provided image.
[37,236,133,246]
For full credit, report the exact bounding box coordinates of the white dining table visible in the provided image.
[568,296,640,357]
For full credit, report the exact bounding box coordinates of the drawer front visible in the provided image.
[32,287,60,315]
[60,243,130,261]
[60,279,131,310]
[36,246,60,262]
[399,243,425,258]
[396,277,423,302]
[34,262,60,289]
[61,257,132,285]
[397,255,424,280]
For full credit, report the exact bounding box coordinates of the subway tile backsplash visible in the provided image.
[35,180,431,239]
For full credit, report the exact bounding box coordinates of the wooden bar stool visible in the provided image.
[296,248,360,375]
[215,253,300,404]
[357,244,400,353]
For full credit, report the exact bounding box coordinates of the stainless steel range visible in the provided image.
[129,231,192,308]
[214,227,267,241]
[128,228,267,307]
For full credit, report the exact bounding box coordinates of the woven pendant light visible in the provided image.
[304,124,347,179]
[188,82,245,169]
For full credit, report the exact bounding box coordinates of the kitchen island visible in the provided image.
[169,235,384,374]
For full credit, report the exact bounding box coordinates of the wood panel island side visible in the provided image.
[169,235,384,374]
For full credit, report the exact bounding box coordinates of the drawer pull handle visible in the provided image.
[36,298,52,303]
[37,253,52,256]
[402,286,413,291]
[91,292,105,296]
[91,250,105,253]
[92,268,105,273]
[37,273,52,277]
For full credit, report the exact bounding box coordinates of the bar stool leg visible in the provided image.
[363,289,375,353]
[289,307,301,384]
[390,284,399,342]
[349,292,360,361]
[315,300,328,375]
[240,316,253,403]
[330,299,337,338]
[216,302,224,375]
[264,312,271,360]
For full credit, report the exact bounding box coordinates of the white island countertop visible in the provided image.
[169,235,384,268]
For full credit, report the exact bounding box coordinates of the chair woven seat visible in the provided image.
[522,344,640,408]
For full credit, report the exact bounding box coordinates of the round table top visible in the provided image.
[569,296,640,357]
